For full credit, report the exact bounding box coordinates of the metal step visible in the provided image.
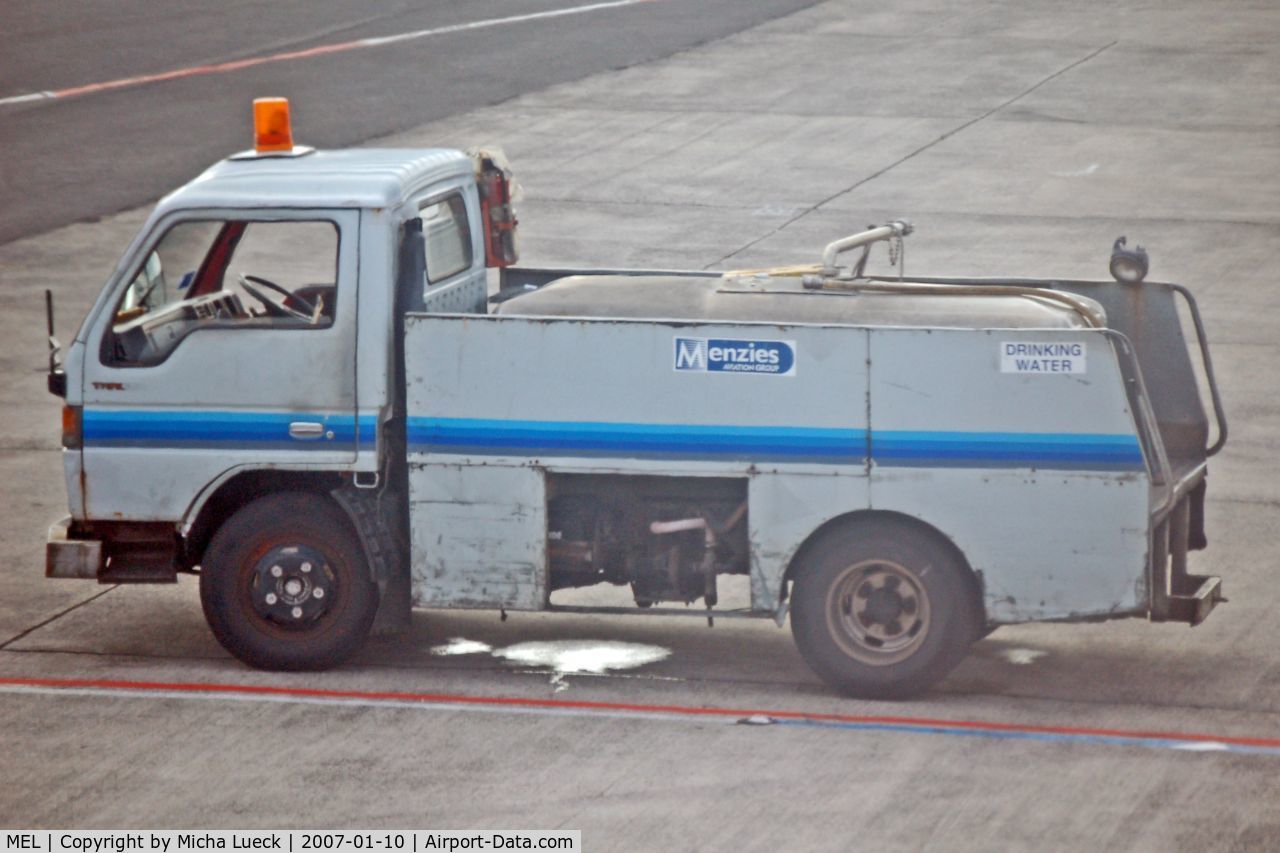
[99,560,178,584]
[99,539,178,584]
[1162,574,1223,626]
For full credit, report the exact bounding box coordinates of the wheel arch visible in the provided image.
[183,469,345,569]
[782,509,987,628]
[198,488,379,671]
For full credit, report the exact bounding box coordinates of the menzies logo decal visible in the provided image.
[674,337,797,376]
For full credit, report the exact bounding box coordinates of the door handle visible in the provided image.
[289,421,326,440]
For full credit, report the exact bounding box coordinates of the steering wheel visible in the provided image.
[236,274,317,322]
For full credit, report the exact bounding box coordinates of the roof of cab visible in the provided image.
[156,148,474,214]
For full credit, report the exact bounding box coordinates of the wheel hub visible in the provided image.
[250,545,334,627]
[829,559,931,665]
[861,585,907,630]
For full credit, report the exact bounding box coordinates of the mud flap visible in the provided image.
[332,486,411,636]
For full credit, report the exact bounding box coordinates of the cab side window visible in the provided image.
[105,219,339,366]
[419,195,472,285]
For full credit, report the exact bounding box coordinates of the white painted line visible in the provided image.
[0,0,657,108]
[0,91,56,107]
[359,0,655,47]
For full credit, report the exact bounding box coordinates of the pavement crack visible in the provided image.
[567,113,739,197]
[0,586,118,651]
[705,39,1119,269]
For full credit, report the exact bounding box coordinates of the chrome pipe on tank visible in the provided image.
[820,220,913,279]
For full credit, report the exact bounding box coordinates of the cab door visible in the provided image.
[80,209,360,521]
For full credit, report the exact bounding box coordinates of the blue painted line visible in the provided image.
[771,718,1280,757]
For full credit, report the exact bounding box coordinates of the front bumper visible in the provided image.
[46,516,102,579]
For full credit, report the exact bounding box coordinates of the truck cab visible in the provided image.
[52,140,490,562]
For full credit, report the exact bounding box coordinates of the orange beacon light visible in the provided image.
[253,97,294,153]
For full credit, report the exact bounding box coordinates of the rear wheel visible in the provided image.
[200,492,378,670]
[790,519,977,699]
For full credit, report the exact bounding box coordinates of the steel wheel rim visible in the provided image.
[825,558,931,666]
[246,543,339,632]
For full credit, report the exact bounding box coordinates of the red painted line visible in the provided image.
[3,675,1278,750]
[51,41,364,100]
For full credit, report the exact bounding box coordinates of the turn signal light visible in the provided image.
[253,97,294,153]
[61,405,82,450]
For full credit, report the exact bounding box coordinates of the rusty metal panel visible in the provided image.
[874,468,1149,622]
[747,472,871,613]
[409,463,547,609]
[867,327,1151,623]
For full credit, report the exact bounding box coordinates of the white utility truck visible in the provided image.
[45,100,1228,698]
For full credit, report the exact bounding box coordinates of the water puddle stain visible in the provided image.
[430,637,672,691]
[431,638,494,656]
[1001,648,1048,665]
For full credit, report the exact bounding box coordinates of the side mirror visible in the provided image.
[45,289,66,398]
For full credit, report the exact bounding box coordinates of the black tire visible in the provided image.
[790,518,978,699]
[200,492,379,670]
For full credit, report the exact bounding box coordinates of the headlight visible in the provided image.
[1110,236,1149,284]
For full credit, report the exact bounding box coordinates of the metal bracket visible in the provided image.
[1168,283,1229,457]
[1148,495,1224,625]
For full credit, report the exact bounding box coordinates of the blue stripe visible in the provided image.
[408,417,1145,471]
[410,417,862,464]
[83,409,377,450]
[81,410,1144,471]
[873,430,1145,469]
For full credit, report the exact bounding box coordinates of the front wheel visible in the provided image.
[200,492,378,670]
[790,519,978,699]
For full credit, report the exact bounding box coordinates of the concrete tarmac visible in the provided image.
[0,0,818,244]
[1,0,1278,848]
